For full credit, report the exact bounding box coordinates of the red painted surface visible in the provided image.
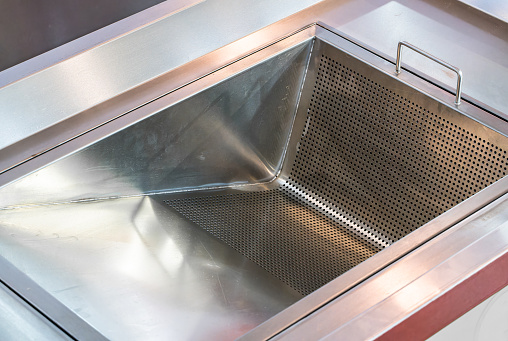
[376,251,508,341]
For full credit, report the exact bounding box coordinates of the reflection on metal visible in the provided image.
[0,0,322,152]
[0,282,70,341]
[458,0,508,22]
[0,19,507,341]
[396,41,463,105]
[0,0,167,72]
[274,194,508,340]
[0,197,302,340]
[0,41,312,207]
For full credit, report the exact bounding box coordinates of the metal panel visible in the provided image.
[273,194,508,340]
[0,255,106,340]
[0,197,302,340]
[0,0,322,152]
[0,23,507,340]
[0,40,312,207]
[458,0,508,22]
[0,282,71,341]
[0,0,166,72]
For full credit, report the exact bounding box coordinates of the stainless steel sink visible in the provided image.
[0,24,507,340]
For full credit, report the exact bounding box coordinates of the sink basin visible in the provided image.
[0,24,507,340]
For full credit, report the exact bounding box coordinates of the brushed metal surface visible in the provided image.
[1,0,508,161]
[0,41,312,207]
[0,0,165,72]
[0,282,70,341]
[0,197,302,340]
[163,38,508,298]
[0,0,322,152]
[458,0,508,22]
[0,252,108,341]
[0,0,205,87]
[274,193,508,340]
[0,18,507,340]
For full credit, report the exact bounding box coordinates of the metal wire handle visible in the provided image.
[396,41,463,105]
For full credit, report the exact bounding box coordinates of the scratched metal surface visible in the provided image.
[0,196,302,340]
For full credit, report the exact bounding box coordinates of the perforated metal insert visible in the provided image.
[168,190,379,295]
[291,55,508,245]
[166,53,508,295]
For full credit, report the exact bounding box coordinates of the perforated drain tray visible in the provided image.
[0,24,507,340]
[164,35,508,296]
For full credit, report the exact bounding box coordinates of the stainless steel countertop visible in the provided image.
[0,282,70,341]
[0,0,168,73]
[1,0,508,155]
[458,0,508,22]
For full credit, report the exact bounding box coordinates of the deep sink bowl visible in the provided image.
[0,25,507,340]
